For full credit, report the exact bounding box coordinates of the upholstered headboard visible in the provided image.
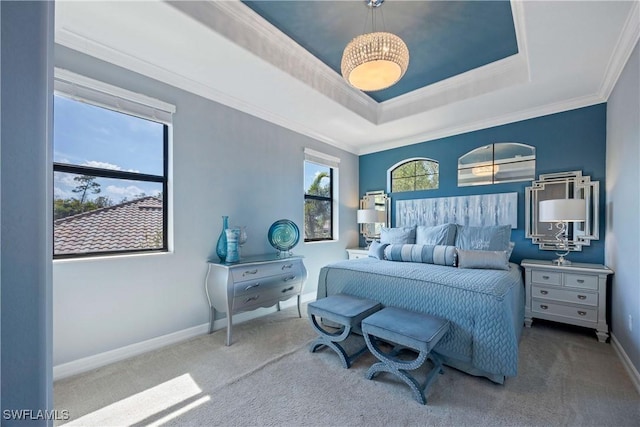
[395,192,517,229]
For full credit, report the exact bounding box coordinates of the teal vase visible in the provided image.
[216,216,229,262]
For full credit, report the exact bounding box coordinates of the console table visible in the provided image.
[521,259,613,342]
[205,254,307,345]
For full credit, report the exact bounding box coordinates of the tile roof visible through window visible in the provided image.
[54,196,163,255]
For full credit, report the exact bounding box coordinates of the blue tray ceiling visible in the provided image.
[243,1,518,103]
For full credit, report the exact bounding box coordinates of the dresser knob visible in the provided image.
[244,269,258,276]
[542,275,550,280]
[245,295,260,303]
[283,275,296,282]
[540,304,548,310]
[244,283,261,290]
[577,279,585,284]
[577,295,587,300]
[282,264,293,270]
[540,290,548,295]
[281,286,294,293]
[578,310,587,316]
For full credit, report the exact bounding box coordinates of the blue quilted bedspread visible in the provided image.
[317,258,524,378]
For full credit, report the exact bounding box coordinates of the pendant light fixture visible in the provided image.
[341,0,409,92]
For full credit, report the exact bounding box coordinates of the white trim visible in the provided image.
[599,0,640,101]
[611,333,640,395]
[53,292,316,380]
[54,68,175,125]
[53,323,208,380]
[304,147,341,168]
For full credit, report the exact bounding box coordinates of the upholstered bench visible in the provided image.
[362,307,450,405]
[308,294,381,368]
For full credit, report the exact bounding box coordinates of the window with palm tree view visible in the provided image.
[389,158,439,192]
[53,94,168,258]
[304,161,333,241]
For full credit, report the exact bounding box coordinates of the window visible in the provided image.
[458,142,535,187]
[388,158,439,193]
[53,70,174,258]
[304,148,339,241]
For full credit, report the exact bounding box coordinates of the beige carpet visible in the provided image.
[54,306,639,426]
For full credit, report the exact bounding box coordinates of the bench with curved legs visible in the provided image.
[362,307,450,405]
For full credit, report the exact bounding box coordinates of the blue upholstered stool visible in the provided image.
[308,294,381,368]
[362,307,450,405]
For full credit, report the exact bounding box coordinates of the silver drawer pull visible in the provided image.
[540,290,549,295]
[283,275,297,282]
[540,304,548,310]
[244,283,260,291]
[578,310,587,316]
[577,279,585,284]
[245,295,260,303]
[243,269,258,276]
[281,264,293,270]
[542,275,550,280]
[577,295,587,300]
[281,286,294,293]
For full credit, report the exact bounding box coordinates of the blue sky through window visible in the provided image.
[53,95,164,202]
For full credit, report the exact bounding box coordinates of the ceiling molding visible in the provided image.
[598,0,640,100]
[167,0,379,124]
[358,92,605,155]
[55,26,359,154]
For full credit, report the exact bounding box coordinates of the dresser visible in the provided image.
[346,247,369,259]
[205,254,307,345]
[521,259,613,342]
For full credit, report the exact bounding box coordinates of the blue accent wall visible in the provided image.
[360,104,607,264]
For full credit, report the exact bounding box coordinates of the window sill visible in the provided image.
[53,250,173,264]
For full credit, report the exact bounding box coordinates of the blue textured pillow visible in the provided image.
[380,226,416,244]
[454,224,511,252]
[415,223,457,246]
[384,244,457,266]
[457,249,509,270]
[367,241,388,260]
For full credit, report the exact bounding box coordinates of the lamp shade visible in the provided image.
[539,199,586,222]
[357,209,382,224]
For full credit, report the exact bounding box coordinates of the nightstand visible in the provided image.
[521,259,613,342]
[346,247,369,259]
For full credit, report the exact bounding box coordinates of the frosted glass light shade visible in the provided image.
[341,32,409,92]
[539,199,586,222]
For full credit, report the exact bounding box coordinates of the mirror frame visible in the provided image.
[360,190,390,242]
[525,171,599,251]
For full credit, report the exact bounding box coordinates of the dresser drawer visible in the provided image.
[231,261,301,283]
[532,300,597,323]
[232,281,302,312]
[233,272,302,297]
[531,270,562,286]
[564,273,598,290]
[532,284,597,306]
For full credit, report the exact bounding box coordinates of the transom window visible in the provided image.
[304,148,339,242]
[53,70,174,258]
[388,158,439,193]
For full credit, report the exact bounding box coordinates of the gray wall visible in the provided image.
[53,46,360,367]
[1,0,54,421]
[606,41,640,375]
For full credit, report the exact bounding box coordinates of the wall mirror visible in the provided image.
[358,190,390,245]
[525,171,599,251]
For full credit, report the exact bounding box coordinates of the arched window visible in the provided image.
[458,142,535,187]
[388,158,439,193]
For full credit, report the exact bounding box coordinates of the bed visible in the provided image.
[317,256,524,384]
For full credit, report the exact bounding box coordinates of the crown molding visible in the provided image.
[599,0,640,100]
[358,92,604,155]
[55,26,359,155]
[167,0,378,124]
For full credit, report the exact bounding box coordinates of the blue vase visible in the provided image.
[216,216,229,262]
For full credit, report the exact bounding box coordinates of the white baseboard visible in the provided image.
[53,292,317,381]
[611,333,640,395]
